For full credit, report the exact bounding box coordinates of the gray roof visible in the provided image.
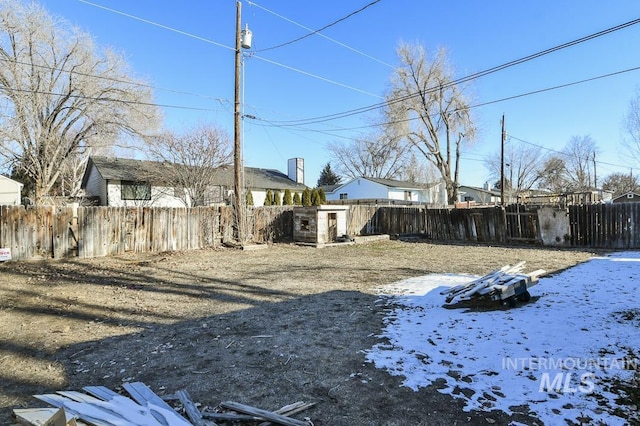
[82,156,174,187]
[82,156,307,191]
[364,177,431,189]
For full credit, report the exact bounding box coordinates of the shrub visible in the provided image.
[273,190,282,206]
[264,189,273,206]
[293,192,301,205]
[302,188,312,206]
[283,188,292,205]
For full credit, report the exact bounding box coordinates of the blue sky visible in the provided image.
[35,0,640,187]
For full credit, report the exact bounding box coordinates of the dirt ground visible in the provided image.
[0,239,599,425]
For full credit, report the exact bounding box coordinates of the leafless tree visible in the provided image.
[538,156,568,194]
[622,87,640,165]
[145,123,233,207]
[0,1,160,205]
[328,124,412,180]
[601,171,638,197]
[386,42,477,205]
[484,140,547,199]
[562,135,599,191]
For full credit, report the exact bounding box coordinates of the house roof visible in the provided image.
[81,156,174,188]
[81,156,307,191]
[327,176,435,193]
[612,192,640,202]
[214,165,307,190]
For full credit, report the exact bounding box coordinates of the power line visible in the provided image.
[258,65,640,132]
[0,57,233,105]
[76,0,386,99]
[7,86,222,112]
[77,0,233,51]
[266,17,640,126]
[509,135,633,171]
[250,0,392,69]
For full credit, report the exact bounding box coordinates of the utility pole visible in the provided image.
[592,151,597,189]
[234,1,244,243]
[500,114,505,206]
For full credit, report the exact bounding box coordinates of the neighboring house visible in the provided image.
[612,192,640,203]
[81,156,307,207]
[0,175,23,206]
[324,177,447,206]
[458,184,504,205]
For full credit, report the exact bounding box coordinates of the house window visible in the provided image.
[628,193,634,199]
[404,191,412,201]
[121,180,151,200]
[301,219,310,231]
[464,196,474,202]
[339,193,348,199]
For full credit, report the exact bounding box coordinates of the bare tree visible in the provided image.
[562,135,599,191]
[145,123,233,207]
[538,156,568,194]
[0,1,160,205]
[622,87,640,165]
[386,42,476,205]
[328,125,411,180]
[484,140,547,199]
[601,171,638,197]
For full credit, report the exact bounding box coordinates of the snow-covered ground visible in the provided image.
[366,252,640,425]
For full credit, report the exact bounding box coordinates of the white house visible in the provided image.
[0,175,23,206]
[81,156,307,207]
[324,177,447,206]
[458,184,503,205]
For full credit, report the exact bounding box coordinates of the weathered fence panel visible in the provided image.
[0,206,59,259]
[569,203,640,249]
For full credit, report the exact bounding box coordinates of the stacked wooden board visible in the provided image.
[14,382,314,426]
[441,261,546,307]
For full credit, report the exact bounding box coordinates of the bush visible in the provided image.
[246,190,254,206]
[273,190,282,206]
[264,189,273,206]
[311,188,321,206]
[283,189,292,205]
[302,188,312,206]
[293,192,301,205]
[318,187,326,204]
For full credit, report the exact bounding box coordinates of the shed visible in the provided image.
[293,205,350,247]
[612,192,640,203]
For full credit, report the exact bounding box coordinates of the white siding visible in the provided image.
[106,181,186,207]
[83,165,108,204]
[325,178,388,200]
[0,175,22,206]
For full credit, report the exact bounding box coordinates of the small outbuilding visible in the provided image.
[612,192,640,203]
[293,205,350,247]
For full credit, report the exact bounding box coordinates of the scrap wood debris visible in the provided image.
[440,261,546,307]
[13,382,315,426]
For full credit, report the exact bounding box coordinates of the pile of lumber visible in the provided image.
[13,382,314,426]
[441,261,546,306]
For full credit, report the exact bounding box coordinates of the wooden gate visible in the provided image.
[505,204,541,243]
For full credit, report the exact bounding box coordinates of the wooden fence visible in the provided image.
[569,202,640,249]
[3,203,640,261]
[0,205,294,261]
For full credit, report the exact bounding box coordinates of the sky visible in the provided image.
[32,0,640,188]
[367,253,640,425]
